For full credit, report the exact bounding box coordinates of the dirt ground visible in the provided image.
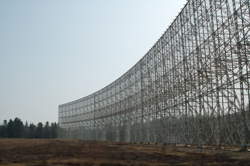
[0,139,250,166]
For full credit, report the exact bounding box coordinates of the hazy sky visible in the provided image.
[0,0,186,123]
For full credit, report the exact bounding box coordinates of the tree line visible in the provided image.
[0,117,58,138]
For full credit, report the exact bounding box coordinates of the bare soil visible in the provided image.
[0,139,250,166]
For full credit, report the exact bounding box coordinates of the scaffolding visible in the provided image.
[59,0,250,145]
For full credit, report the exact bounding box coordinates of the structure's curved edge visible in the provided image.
[59,2,188,108]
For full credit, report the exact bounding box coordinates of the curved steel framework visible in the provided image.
[59,0,250,145]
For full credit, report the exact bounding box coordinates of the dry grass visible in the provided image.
[0,139,250,166]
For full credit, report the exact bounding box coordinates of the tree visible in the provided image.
[28,123,36,138]
[0,118,58,139]
[23,121,29,138]
[36,122,43,138]
[51,122,58,138]
[43,122,51,138]
[7,119,14,138]
[13,118,24,138]
[0,126,3,138]
[0,120,8,138]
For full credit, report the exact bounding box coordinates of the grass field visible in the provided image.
[0,139,250,166]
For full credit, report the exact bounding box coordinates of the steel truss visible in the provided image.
[59,0,250,145]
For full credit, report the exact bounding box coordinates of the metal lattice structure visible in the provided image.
[59,0,250,146]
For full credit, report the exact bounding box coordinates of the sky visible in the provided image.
[0,0,186,124]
